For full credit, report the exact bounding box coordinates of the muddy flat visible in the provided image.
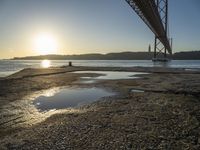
[0,66,200,149]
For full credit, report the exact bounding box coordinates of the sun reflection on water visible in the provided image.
[41,59,51,68]
[41,88,59,97]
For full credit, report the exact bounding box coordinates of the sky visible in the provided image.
[0,0,200,58]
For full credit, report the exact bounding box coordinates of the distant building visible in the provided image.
[148,44,151,52]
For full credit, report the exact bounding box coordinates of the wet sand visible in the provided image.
[0,66,200,149]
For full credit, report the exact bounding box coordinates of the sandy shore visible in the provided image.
[0,66,200,149]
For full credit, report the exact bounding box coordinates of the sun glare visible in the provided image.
[41,59,51,68]
[34,33,58,55]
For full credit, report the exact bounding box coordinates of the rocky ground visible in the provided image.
[0,66,200,149]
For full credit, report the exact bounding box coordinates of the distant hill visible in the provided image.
[172,51,200,60]
[12,51,200,60]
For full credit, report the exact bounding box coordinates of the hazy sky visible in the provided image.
[0,0,200,58]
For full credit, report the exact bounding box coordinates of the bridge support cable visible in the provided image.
[125,0,172,60]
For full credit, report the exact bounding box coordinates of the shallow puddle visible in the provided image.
[33,87,115,111]
[74,71,148,80]
[131,89,145,93]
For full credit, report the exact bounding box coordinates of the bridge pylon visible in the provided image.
[153,0,171,61]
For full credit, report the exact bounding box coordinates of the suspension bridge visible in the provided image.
[125,0,172,61]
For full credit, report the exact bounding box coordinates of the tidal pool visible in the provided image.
[33,87,115,111]
[131,89,145,93]
[74,71,148,80]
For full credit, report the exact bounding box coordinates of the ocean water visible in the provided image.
[0,60,200,77]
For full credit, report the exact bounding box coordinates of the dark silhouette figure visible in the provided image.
[69,61,72,66]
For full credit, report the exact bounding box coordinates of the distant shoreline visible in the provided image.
[10,51,200,60]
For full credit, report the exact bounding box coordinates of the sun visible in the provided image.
[33,33,58,55]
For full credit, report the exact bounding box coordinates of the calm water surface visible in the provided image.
[33,87,115,111]
[74,71,148,80]
[0,60,200,77]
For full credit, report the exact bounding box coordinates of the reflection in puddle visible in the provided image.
[131,89,144,93]
[185,68,199,71]
[0,96,82,129]
[79,80,96,84]
[33,87,115,111]
[74,71,148,80]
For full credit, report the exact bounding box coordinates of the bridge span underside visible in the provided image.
[126,0,172,56]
